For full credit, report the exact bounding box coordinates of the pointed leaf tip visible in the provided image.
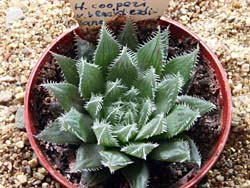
[118,18,139,51]
[108,47,138,87]
[100,150,133,173]
[78,59,105,99]
[163,47,199,84]
[155,73,183,114]
[36,121,81,145]
[137,29,164,74]
[92,120,119,147]
[177,95,216,115]
[42,82,83,112]
[94,24,120,73]
[136,113,167,140]
[121,142,159,160]
[162,104,200,138]
[51,52,79,86]
[59,108,95,143]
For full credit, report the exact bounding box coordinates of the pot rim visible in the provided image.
[24,16,232,188]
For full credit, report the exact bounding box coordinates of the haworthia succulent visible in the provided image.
[38,18,217,188]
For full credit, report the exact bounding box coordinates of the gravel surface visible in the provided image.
[0,0,249,187]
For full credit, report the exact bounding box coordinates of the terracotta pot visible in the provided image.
[24,17,232,188]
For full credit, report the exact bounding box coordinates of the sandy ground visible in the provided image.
[0,0,249,187]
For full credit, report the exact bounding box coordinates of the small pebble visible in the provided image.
[33,172,45,180]
[0,91,13,104]
[15,140,25,148]
[28,158,38,168]
[16,174,27,184]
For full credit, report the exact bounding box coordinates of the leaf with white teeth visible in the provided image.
[177,95,216,115]
[42,83,83,112]
[122,161,149,188]
[122,87,140,102]
[51,52,79,86]
[94,24,120,73]
[78,59,105,99]
[134,67,159,99]
[36,121,81,145]
[149,139,190,162]
[74,144,103,171]
[59,108,95,143]
[104,79,127,105]
[137,99,154,128]
[136,113,167,140]
[100,150,133,173]
[92,120,119,147]
[108,47,138,87]
[137,28,165,74]
[160,27,170,60]
[85,94,103,119]
[182,135,201,168]
[118,18,139,51]
[162,105,200,138]
[113,123,138,143]
[155,73,183,114]
[163,47,199,84]
[121,142,159,160]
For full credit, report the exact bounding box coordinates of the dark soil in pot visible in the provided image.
[30,20,221,188]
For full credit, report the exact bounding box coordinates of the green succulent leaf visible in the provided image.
[92,120,119,147]
[51,52,79,86]
[182,135,201,167]
[59,108,96,143]
[80,169,111,187]
[122,87,139,102]
[75,34,95,60]
[94,24,120,73]
[85,94,103,119]
[118,18,139,51]
[155,73,183,114]
[160,27,170,60]
[136,113,167,140]
[137,99,154,128]
[121,142,159,160]
[177,95,216,115]
[134,67,159,99]
[100,150,133,173]
[42,83,83,112]
[105,105,121,125]
[162,105,200,138]
[149,139,190,162]
[122,161,149,188]
[163,47,199,84]
[113,123,138,143]
[104,79,127,105]
[36,121,81,145]
[108,47,138,87]
[74,144,103,171]
[78,59,105,99]
[137,28,164,74]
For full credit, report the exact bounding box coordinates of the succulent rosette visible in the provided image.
[37,19,215,188]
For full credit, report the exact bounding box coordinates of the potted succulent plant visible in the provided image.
[25,16,232,188]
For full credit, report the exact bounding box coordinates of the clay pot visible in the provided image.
[24,17,232,188]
